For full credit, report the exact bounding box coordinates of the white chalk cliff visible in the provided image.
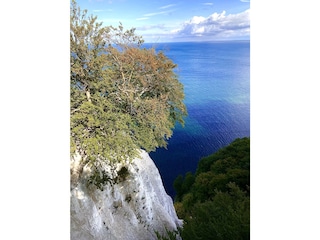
[70,150,182,240]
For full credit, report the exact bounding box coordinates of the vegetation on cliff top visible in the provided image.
[70,0,187,186]
[174,137,250,239]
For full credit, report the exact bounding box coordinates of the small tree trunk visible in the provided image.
[86,90,92,102]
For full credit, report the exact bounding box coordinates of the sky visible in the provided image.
[76,0,250,42]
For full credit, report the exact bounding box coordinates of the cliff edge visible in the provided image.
[70,150,182,240]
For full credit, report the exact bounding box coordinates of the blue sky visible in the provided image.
[76,0,250,42]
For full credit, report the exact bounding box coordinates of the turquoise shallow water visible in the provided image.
[143,41,250,199]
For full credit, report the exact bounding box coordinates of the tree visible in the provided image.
[173,138,250,239]
[173,172,195,201]
[181,183,250,240]
[173,174,184,201]
[70,0,187,186]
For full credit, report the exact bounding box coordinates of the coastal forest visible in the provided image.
[173,137,250,240]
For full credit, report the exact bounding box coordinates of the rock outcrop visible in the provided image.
[70,150,182,240]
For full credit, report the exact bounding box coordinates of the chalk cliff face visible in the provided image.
[70,150,182,240]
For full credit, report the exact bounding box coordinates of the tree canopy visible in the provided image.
[70,0,187,184]
[173,137,250,239]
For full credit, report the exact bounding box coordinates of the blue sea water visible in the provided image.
[143,41,250,199]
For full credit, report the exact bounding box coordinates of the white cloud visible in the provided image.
[190,16,206,24]
[172,9,250,40]
[240,0,250,2]
[159,4,177,9]
[203,3,213,5]
[144,10,173,17]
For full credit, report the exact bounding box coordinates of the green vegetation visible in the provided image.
[173,137,250,239]
[155,227,181,240]
[70,1,187,187]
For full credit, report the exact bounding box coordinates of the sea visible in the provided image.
[142,41,250,199]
